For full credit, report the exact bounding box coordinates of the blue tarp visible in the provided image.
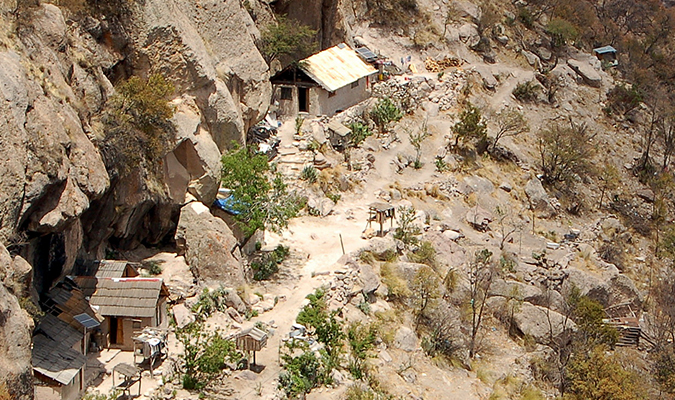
[213,196,242,215]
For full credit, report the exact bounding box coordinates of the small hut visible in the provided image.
[593,45,618,67]
[327,120,352,151]
[366,202,396,236]
[235,327,268,365]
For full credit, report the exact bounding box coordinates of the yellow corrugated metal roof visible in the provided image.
[300,43,377,92]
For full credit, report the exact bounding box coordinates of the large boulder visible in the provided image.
[512,302,576,344]
[567,58,602,87]
[525,178,556,218]
[175,202,245,287]
[165,95,223,204]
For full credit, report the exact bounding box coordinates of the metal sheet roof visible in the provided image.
[32,334,86,385]
[593,45,617,54]
[89,278,166,318]
[300,43,377,92]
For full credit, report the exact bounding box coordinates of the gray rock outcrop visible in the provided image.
[567,58,602,87]
[512,302,576,344]
[0,243,33,400]
[525,178,556,218]
[175,202,245,287]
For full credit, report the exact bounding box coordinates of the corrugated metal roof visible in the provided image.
[32,334,86,385]
[300,43,377,92]
[593,45,617,54]
[90,278,166,318]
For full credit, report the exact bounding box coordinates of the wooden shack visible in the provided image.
[235,327,268,365]
[366,202,396,236]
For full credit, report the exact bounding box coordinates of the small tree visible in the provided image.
[537,119,596,185]
[101,74,175,174]
[259,16,317,64]
[546,18,578,47]
[491,109,529,152]
[411,266,441,324]
[409,122,431,169]
[221,145,302,236]
[495,205,522,250]
[452,102,487,148]
[394,206,420,247]
[468,249,495,358]
[370,97,403,134]
[176,322,241,390]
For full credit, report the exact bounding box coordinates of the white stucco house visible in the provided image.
[270,43,378,118]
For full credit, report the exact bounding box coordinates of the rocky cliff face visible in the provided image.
[0,0,270,284]
[0,1,271,393]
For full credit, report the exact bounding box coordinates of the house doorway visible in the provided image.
[110,317,123,345]
[298,87,309,113]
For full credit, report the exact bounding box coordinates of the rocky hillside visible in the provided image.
[3,0,675,399]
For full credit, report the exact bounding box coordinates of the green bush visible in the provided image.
[259,16,317,63]
[252,244,289,281]
[370,98,403,133]
[394,206,420,247]
[546,18,578,47]
[451,103,487,148]
[221,146,302,236]
[176,322,241,390]
[512,80,540,103]
[300,165,318,183]
[350,122,373,147]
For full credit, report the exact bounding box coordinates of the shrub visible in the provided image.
[176,322,241,390]
[518,7,534,28]
[191,287,230,321]
[537,119,596,185]
[252,244,289,281]
[605,84,643,116]
[279,342,324,397]
[512,80,540,103]
[370,98,403,133]
[350,122,373,147]
[259,16,317,63]
[546,18,578,47]
[380,263,412,300]
[145,261,162,275]
[452,102,487,149]
[394,206,420,247]
[408,241,437,268]
[300,165,318,183]
[101,74,175,175]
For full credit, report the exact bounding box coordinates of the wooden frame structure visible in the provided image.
[235,327,268,366]
[365,202,395,236]
[112,363,141,397]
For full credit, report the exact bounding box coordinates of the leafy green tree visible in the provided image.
[370,97,403,133]
[260,16,317,64]
[221,145,302,236]
[296,289,345,362]
[452,103,487,148]
[394,206,420,247]
[176,322,241,390]
[568,289,618,349]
